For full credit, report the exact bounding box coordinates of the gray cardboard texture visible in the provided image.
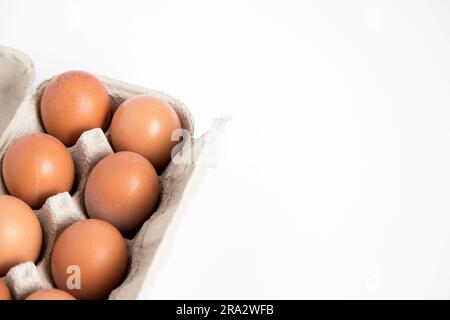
[0,46,226,300]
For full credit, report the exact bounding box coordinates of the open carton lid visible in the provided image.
[0,46,36,135]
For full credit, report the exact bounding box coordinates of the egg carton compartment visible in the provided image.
[0,46,227,299]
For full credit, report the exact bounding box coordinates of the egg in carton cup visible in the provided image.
[0,46,227,300]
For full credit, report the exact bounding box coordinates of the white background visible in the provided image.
[2,0,450,299]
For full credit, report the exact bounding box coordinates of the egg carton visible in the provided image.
[0,46,226,300]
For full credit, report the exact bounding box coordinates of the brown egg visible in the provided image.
[40,70,110,146]
[25,289,76,300]
[51,219,128,300]
[84,151,160,234]
[0,195,42,276]
[0,279,11,300]
[84,151,159,234]
[110,95,181,172]
[2,133,75,209]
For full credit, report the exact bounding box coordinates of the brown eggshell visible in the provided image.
[0,279,12,300]
[40,70,111,146]
[25,289,76,300]
[51,219,128,300]
[84,151,160,234]
[110,95,181,172]
[0,195,43,276]
[2,133,75,209]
